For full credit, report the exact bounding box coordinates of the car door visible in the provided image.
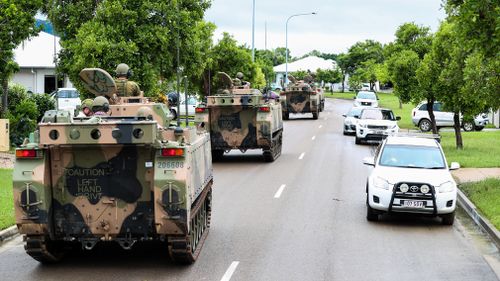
[433,102,454,126]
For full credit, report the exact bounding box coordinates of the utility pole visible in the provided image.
[251,0,256,62]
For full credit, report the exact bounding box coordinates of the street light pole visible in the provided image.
[285,12,316,85]
[251,0,256,62]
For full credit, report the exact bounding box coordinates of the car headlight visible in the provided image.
[358,123,367,128]
[354,101,360,106]
[345,119,351,125]
[373,176,392,190]
[437,181,455,193]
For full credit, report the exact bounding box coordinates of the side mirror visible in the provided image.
[353,96,356,99]
[449,162,460,170]
[363,156,375,166]
[342,114,347,117]
[396,116,401,120]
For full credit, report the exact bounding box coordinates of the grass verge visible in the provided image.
[460,178,500,230]
[325,92,356,100]
[440,131,500,168]
[0,169,14,231]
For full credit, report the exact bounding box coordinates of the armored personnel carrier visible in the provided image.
[12,68,213,264]
[195,72,283,162]
[280,76,324,120]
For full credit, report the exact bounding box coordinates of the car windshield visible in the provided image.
[347,107,362,117]
[379,144,446,169]
[361,109,395,120]
[58,90,79,98]
[357,92,376,100]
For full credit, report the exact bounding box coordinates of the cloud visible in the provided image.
[205,0,445,56]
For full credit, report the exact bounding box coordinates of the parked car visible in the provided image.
[342,107,363,135]
[355,108,400,144]
[353,91,379,108]
[168,93,199,119]
[360,83,371,91]
[50,88,81,112]
[363,135,459,225]
[412,101,489,132]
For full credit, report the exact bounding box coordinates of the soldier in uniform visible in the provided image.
[77,98,94,117]
[92,96,110,116]
[115,63,141,97]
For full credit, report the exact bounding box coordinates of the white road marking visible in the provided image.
[299,152,305,160]
[274,184,287,198]
[318,125,323,129]
[220,261,240,281]
[311,135,316,141]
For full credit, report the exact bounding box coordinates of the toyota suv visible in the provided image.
[363,135,459,225]
[412,101,489,132]
[355,108,400,144]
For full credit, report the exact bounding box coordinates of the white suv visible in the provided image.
[412,101,489,132]
[363,136,459,225]
[353,91,379,108]
[355,108,400,144]
[51,88,81,112]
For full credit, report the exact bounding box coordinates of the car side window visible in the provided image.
[433,103,442,111]
[419,104,427,110]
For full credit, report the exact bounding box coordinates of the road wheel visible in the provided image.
[355,136,361,145]
[441,212,455,225]
[418,119,432,132]
[282,112,289,120]
[25,235,66,264]
[462,121,474,132]
[343,130,348,136]
[211,149,224,161]
[312,110,319,120]
[366,195,379,222]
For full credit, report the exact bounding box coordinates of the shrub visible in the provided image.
[29,93,55,122]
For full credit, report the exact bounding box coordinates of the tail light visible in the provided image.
[16,149,39,158]
[258,107,270,112]
[161,148,184,157]
[195,107,206,113]
[412,110,415,117]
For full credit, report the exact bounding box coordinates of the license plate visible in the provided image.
[157,161,184,169]
[375,130,384,134]
[403,200,425,208]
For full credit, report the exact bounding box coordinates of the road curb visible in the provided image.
[0,225,18,244]
[457,188,500,250]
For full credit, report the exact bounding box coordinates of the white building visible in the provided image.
[11,31,72,94]
[272,56,337,89]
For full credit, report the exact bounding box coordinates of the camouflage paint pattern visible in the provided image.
[195,72,283,152]
[280,80,321,115]
[13,68,213,256]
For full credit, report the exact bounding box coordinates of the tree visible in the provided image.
[336,53,352,92]
[315,68,341,88]
[0,0,43,117]
[386,50,421,110]
[46,0,214,98]
[255,49,275,86]
[393,22,432,59]
[204,33,266,95]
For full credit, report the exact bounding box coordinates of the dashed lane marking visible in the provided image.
[274,184,287,198]
[299,152,305,160]
[220,261,240,281]
[312,135,316,140]
[318,125,323,129]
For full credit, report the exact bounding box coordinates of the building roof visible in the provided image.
[14,31,60,68]
[273,56,337,73]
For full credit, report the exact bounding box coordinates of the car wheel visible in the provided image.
[170,109,178,120]
[475,126,484,131]
[418,119,432,132]
[462,121,474,132]
[343,130,348,136]
[441,212,455,225]
[355,136,361,145]
[366,194,379,222]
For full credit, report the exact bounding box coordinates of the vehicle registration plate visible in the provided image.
[157,161,184,169]
[375,130,385,134]
[403,200,425,208]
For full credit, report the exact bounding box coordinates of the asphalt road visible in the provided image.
[0,99,498,281]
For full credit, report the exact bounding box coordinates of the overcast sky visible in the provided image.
[205,0,446,57]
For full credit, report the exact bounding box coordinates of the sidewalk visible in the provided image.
[452,168,500,184]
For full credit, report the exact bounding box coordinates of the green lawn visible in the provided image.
[325,91,357,100]
[0,169,14,230]
[460,178,500,230]
[440,131,500,168]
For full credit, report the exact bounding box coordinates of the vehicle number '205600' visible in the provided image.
[157,161,184,169]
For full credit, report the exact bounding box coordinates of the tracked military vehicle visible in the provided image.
[195,72,283,162]
[280,75,324,120]
[12,68,213,264]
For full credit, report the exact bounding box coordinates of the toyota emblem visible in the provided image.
[410,186,419,192]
